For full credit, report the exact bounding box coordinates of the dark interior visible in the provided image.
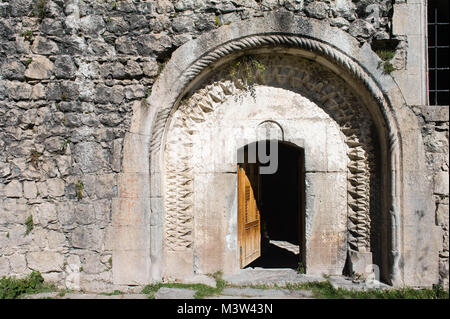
[244,141,305,269]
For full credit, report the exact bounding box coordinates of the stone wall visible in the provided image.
[412,106,449,289]
[0,0,447,290]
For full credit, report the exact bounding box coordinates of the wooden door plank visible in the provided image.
[238,162,261,268]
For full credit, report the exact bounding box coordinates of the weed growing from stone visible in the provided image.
[297,261,306,274]
[22,30,33,41]
[24,58,33,69]
[24,215,34,236]
[60,139,69,153]
[0,271,54,299]
[215,15,222,27]
[229,55,266,99]
[376,50,395,61]
[29,149,42,169]
[375,49,396,75]
[32,0,49,22]
[381,61,395,75]
[75,180,84,200]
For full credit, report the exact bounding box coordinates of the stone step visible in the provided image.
[222,268,326,286]
[154,287,196,299]
[219,287,313,299]
[22,292,149,299]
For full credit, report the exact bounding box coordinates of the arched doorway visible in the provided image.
[115,13,440,288]
[238,141,305,270]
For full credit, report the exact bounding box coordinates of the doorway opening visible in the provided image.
[238,141,305,270]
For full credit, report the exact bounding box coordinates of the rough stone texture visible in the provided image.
[4,180,23,198]
[413,105,449,288]
[24,56,54,80]
[22,292,148,299]
[27,251,64,273]
[0,0,446,291]
[220,287,314,298]
[154,287,196,299]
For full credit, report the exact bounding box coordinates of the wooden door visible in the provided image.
[238,162,261,268]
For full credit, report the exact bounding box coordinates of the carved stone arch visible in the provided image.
[115,12,439,288]
[163,50,392,277]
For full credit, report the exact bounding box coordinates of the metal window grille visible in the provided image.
[427,0,449,105]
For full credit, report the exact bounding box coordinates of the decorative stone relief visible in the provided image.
[163,54,378,254]
[256,120,284,141]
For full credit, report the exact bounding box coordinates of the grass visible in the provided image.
[219,279,449,299]
[1,271,446,299]
[142,271,226,299]
[57,289,73,297]
[141,272,449,299]
[284,281,449,299]
[142,282,217,299]
[100,290,123,296]
[0,271,55,299]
